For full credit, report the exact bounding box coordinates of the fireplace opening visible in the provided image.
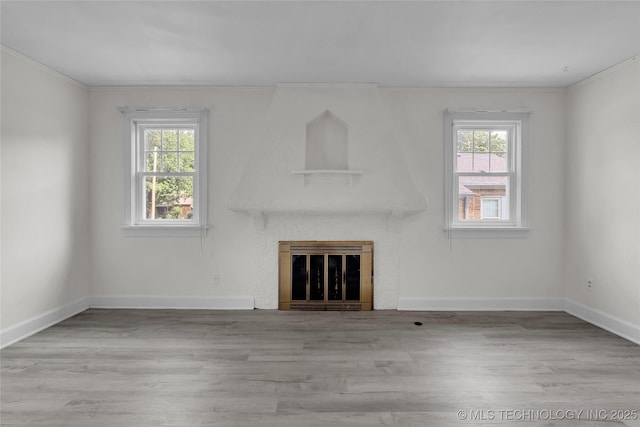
[279,241,373,310]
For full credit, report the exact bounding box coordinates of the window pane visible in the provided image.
[180,130,195,151]
[489,153,508,172]
[473,130,489,152]
[144,176,194,220]
[489,131,508,172]
[490,130,508,153]
[472,152,492,172]
[145,151,160,172]
[456,152,473,172]
[489,153,509,172]
[144,130,162,151]
[162,130,178,150]
[457,130,473,153]
[180,153,195,172]
[161,152,178,172]
[457,175,508,221]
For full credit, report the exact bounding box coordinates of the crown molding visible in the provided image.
[1,45,87,90]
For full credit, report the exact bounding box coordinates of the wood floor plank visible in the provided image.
[1,309,639,426]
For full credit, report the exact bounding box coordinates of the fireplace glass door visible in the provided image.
[345,254,360,301]
[327,255,342,301]
[309,255,324,301]
[291,255,307,301]
[279,242,372,310]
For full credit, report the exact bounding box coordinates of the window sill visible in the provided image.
[443,226,530,239]
[122,225,209,237]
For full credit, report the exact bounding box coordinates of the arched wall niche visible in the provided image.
[305,109,348,170]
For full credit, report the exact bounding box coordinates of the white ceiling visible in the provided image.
[1,1,639,87]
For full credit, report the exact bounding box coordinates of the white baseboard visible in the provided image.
[564,299,640,345]
[0,295,254,348]
[3,296,636,349]
[90,295,255,310]
[0,297,90,349]
[398,297,565,311]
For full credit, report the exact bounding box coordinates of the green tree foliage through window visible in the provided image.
[144,128,195,219]
[457,130,507,157]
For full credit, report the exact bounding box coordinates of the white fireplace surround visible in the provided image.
[228,84,428,309]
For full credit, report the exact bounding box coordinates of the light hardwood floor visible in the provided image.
[1,309,639,426]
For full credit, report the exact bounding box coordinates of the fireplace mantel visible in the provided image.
[291,169,363,185]
[244,207,419,231]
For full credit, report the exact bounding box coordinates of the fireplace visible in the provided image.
[279,241,373,310]
[227,84,428,309]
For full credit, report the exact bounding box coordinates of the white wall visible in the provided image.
[1,49,91,345]
[383,88,566,308]
[88,87,272,306]
[565,58,640,342]
[89,86,566,310]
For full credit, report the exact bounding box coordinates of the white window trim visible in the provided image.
[120,107,209,237]
[444,110,530,239]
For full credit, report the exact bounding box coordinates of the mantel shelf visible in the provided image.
[291,169,363,175]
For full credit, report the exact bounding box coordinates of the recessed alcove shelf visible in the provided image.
[306,109,348,170]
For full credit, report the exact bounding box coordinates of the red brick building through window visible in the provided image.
[457,153,507,220]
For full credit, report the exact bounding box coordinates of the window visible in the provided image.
[444,111,529,237]
[120,108,208,236]
[481,197,501,219]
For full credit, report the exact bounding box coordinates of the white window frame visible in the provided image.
[444,110,529,238]
[120,108,208,237]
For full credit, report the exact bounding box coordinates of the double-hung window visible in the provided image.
[121,108,208,236]
[444,111,529,237]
